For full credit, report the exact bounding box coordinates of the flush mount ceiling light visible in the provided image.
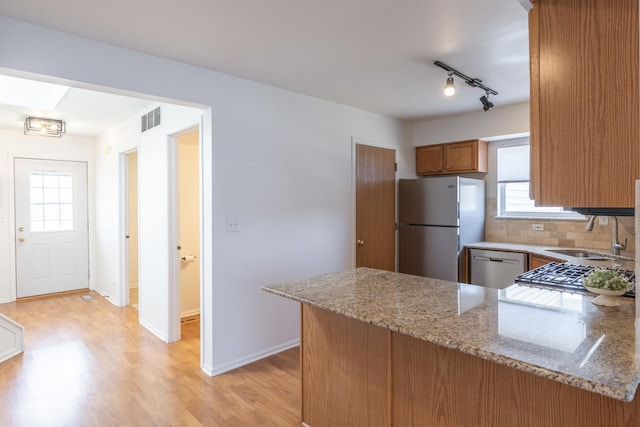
[434,60,498,111]
[24,117,66,138]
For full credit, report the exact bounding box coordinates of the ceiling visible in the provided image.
[0,0,530,134]
[0,82,154,137]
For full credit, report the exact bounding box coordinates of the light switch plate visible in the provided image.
[226,218,240,232]
[598,216,609,226]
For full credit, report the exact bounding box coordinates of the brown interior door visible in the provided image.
[355,144,396,271]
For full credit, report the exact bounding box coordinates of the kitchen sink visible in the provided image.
[546,249,613,261]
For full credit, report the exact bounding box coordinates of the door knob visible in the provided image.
[18,237,25,242]
[357,239,365,247]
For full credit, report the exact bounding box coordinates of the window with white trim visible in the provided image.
[497,143,582,219]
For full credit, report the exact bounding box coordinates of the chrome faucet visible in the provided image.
[611,216,627,255]
[584,215,627,255]
[584,215,597,231]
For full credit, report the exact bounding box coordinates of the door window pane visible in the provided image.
[30,172,74,232]
[43,188,60,203]
[60,204,73,220]
[59,175,72,188]
[31,205,44,220]
[59,188,73,203]
[31,188,43,203]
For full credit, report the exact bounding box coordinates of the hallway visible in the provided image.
[0,292,299,426]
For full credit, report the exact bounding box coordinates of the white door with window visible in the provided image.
[14,159,89,298]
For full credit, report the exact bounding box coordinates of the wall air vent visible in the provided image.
[141,107,161,133]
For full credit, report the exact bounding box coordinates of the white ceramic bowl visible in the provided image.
[583,286,628,297]
[583,285,629,306]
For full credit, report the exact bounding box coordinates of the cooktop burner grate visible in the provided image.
[515,262,635,297]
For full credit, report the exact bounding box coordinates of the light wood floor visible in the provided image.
[0,291,300,426]
[129,286,139,307]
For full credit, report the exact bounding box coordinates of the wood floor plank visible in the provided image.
[0,291,300,426]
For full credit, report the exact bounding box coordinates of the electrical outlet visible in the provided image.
[598,216,609,226]
[532,224,544,231]
[226,218,240,232]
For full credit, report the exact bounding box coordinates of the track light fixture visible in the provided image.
[434,60,498,111]
[480,93,494,111]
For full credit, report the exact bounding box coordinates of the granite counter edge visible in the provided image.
[262,285,639,402]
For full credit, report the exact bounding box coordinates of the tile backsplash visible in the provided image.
[485,198,635,257]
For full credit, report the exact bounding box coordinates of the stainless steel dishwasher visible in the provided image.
[469,248,527,289]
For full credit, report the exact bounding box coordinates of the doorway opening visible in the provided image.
[125,151,139,310]
[169,127,201,342]
[1,70,213,373]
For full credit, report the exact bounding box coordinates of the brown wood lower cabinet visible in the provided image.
[529,253,563,270]
[301,304,390,426]
[301,304,640,427]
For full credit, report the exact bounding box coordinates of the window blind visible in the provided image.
[497,144,529,183]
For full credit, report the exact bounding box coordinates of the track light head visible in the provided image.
[480,94,494,112]
[443,74,456,96]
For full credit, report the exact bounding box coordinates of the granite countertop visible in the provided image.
[466,241,635,271]
[263,267,640,402]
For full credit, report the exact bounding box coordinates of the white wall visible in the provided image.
[412,102,530,146]
[94,102,202,343]
[0,17,414,374]
[93,120,135,304]
[178,131,200,317]
[0,129,96,303]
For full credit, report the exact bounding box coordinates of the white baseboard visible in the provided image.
[201,361,214,376]
[207,339,300,377]
[181,309,200,318]
[94,288,122,307]
[139,318,168,342]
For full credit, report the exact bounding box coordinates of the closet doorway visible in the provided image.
[125,150,139,309]
[171,128,201,340]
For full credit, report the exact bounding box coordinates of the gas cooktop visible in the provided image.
[515,262,635,297]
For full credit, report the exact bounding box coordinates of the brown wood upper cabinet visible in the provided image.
[529,0,639,207]
[416,139,488,176]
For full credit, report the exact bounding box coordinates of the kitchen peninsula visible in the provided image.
[263,268,640,427]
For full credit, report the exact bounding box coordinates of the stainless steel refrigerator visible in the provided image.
[398,176,485,282]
